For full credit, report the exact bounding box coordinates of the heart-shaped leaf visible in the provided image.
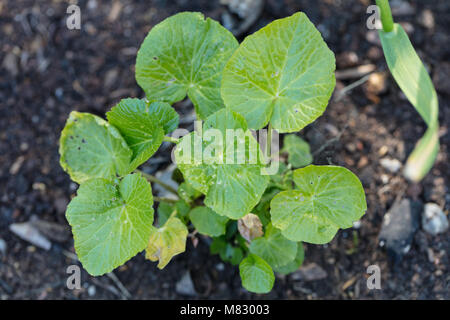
[59,112,132,184]
[282,134,312,168]
[249,223,297,268]
[175,109,269,219]
[135,12,238,119]
[66,173,154,276]
[270,165,366,244]
[107,98,165,171]
[189,206,228,237]
[221,12,336,133]
[145,216,188,269]
[239,254,274,294]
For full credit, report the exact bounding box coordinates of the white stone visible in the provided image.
[422,203,448,236]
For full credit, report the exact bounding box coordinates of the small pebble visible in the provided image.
[380,157,402,173]
[418,9,435,29]
[88,285,96,297]
[175,272,197,297]
[422,203,448,236]
[0,238,6,255]
[216,263,225,271]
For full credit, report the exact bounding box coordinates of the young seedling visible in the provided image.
[59,11,367,294]
[376,0,440,181]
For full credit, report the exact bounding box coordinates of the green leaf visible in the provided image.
[210,236,227,255]
[178,181,202,204]
[239,254,275,294]
[249,224,297,268]
[210,236,244,265]
[379,24,439,182]
[145,217,188,269]
[66,173,154,276]
[107,98,165,171]
[253,187,282,226]
[146,101,179,134]
[59,112,132,184]
[175,199,191,218]
[224,245,244,265]
[189,206,228,237]
[221,12,335,133]
[282,134,312,168]
[135,12,239,119]
[157,201,174,227]
[273,242,304,274]
[175,109,269,219]
[270,165,366,244]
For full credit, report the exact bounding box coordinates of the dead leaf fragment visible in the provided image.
[238,213,263,242]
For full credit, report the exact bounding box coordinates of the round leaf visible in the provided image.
[66,174,154,276]
[107,98,165,171]
[221,12,336,133]
[273,242,304,274]
[175,109,269,219]
[282,134,312,168]
[145,217,188,269]
[189,206,228,237]
[239,254,275,294]
[135,12,239,119]
[59,112,132,184]
[270,165,367,244]
[249,224,297,268]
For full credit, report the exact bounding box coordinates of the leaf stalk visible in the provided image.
[376,0,394,32]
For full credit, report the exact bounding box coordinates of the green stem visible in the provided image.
[135,169,179,196]
[163,136,180,144]
[169,209,178,219]
[153,197,177,204]
[376,0,394,32]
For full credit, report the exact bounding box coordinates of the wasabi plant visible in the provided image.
[59,12,367,294]
[376,0,440,181]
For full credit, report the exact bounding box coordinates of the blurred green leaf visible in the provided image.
[282,134,312,168]
[379,24,439,181]
[189,206,228,237]
[249,224,297,268]
[273,242,304,274]
[239,254,274,294]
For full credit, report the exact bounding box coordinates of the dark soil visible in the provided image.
[0,0,449,300]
